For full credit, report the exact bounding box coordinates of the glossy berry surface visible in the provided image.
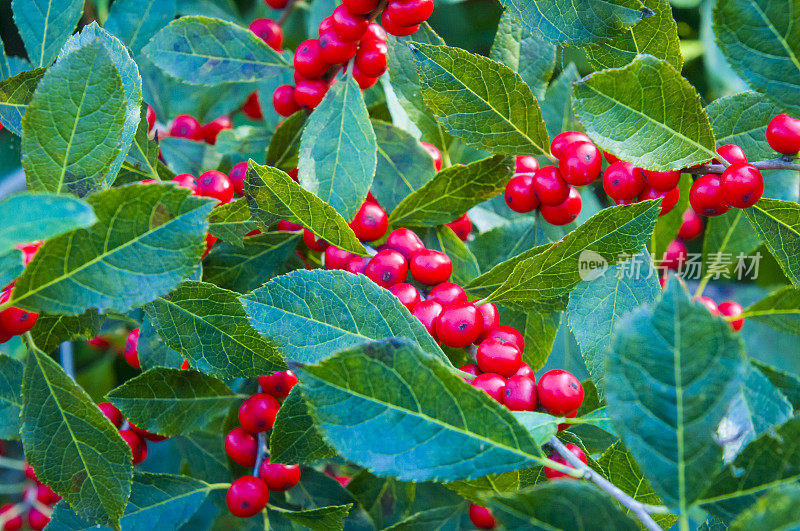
[544,443,587,479]
[389,283,421,310]
[446,213,472,241]
[259,460,301,491]
[0,306,38,335]
[766,114,800,155]
[346,255,371,274]
[690,174,730,217]
[718,300,744,331]
[515,155,539,173]
[259,370,298,399]
[120,429,148,464]
[484,325,525,352]
[124,328,140,369]
[436,302,482,348]
[273,84,300,117]
[662,240,687,271]
[303,229,329,252]
[715,144,747,164]
[532,166,569,206]
[643,169,681,192]
[550,131,591,159]
[471,373,506,403]
[720,162,764,208]
[293,39,329,78]
[602,161,645,200]
[0,504,22,531]
[169,114,200,139]
[386,229,424,259]
[420,142,443,171]
[677,209,704,240]
[476,338,522,377]
[349,202,388,241]
[324,246,355,270]
[639,184,680,216]
[409,249,452,285]
[332,5,369,41]
[468,504,496,529]
[196,170,234,204]
[239,393,281,433]
[559,141,602,186]
[384,0,434,27]
[229,162,248,196]
[28,509,49,531]
[411,300,443,338]
[294,80,328,109]
[380,10,419,36]
[242,92,263,120]
[355,41,388,78]
[225,427,258,466]
[459,364,481,378]
[343,0,379,14]
[172,173,197,193]
[226,476,269,518]
[365,249,408,288]
[540,187,582,226]
[537,369,584,415]
[201,115,232,144]
[319,31,358,64]
[426,282,467,307]
[249,18,283,50]
[98,401,123,427]
[476,302,499,342]
[504,173,538,213]
[696,296,720,316]
[504,375,537,411]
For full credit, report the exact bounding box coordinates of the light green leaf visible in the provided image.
[707,91,784,160]
[272,504,352,531]
[215,126,273,162]
[713,0,800,114]
[12,0,83,67]
[540,63,581,136]
[424,227,480,286]
[411,43,549,156]
[207,198,258,248]
[240,269,444,364]
[744,199,800,289]
[298,75,377,221]
[107,368,238,436]
[22,345,132,528]
[0,192,96,254]
[606,280,746,512]
[121,106,162,183]
[105,0,177,54]
[468,217,551,272]
[29,311,105,354]
[142,16,290,85]
[244,161,367,256]
[22,42,126,196]
[730,484,800,531]
[10,184,214,315]
[501,303,564,370]
[0,67,45,135]
[743,286,800,335]
[446,472,529,505]
[390,155,512,227]
[573,54,717,171]
[269,385,335,465]
[143,280,286,379]
[465,243,551,298]
[266,111,307,171]
[0,354,23,440]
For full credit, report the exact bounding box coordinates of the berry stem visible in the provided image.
[681,158,800,174]
[277,0,299,26]
[548,436,666,531]
[60,341,75,380]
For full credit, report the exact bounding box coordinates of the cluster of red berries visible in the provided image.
[0,465,60,530]
[695,296,744,332]
[0,242,41,344]
[146,105,233,147]
[659,208,704,272]
[96,400,167,465]
[224,371,302,518]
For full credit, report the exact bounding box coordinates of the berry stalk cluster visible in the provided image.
[0,464,61,531]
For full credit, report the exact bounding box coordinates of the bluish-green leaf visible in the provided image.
[12,0,83,67]
[207,198,258,248]
[730,484,800,531]
[0,354,23,440]
[121,106,163,183]
[266,111,307,171]
[0,40,31,80]
[0,250,23,294]
[347,470,415,529]
[701,209,760,278]
[540,63,581,136]
[272,504,352,531]
[137,315,185,370]
[490,10,555,100]
[743,286,800,335]
[269,385,335,465]
[159,137,223,176]
[105,0,177,54]
[744,199,800,289]
[707,91,784,160]
[0,67,45,135]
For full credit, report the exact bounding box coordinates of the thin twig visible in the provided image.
[549,437,665,531]
[277,0,299,26]
[681,158,800,175]
[253,432,268,475]
[59,341,75,380]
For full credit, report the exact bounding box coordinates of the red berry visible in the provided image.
[346,255,371,274]
[504,375,537,411]
[720,162,764,208]
[201,115,232,144]
[384,0,434,27]
[602,161,645,201]
[485,325,524,351]
[303,229,328,252]
[325,246,355,270]
[603,151,619,164]
[365,249,408,288]
[24,463,38,483]
[259,370,298,399]
[718,300,744,332]
[540,186,581,225]
[98,401,123,428]
[173,173,197,193]
[273,85,301,117]
[343,0,379,14]
[696,296,720,316]
[411,300,443,338]
[125,328,140,369]
[537,369,584,415]
[228,162,248,196]
[242,92,263,120]
[532,166,569,206]
[715,144,747,165]
[471,373,506,403]
[169,114,201,139]
[662,240,687,271]
[181,358,190,370]
[409,249,452,285]
[278,220,302,231]
[294,80,328,109]
[120,429,148,464]
[446,213,472,241]
[225,427,258,466]
[643,169,681,192]
[385,228,424,259]
[459,364,481,378]
[504,173,539,213]
[389,283,421,311]
[380,10,419,36]
[362,22,388,43]
[421,142,443,171]
[197,170,234,204]
[476,338,522,377]
[638,184,679,216]
[16,241,41,265]
[352,63,380,89]
[249,18,283,50]
[515,362,534,379]
[677,209,704,240]
[475,302,499,342]
[319,30,358,64]
[146,106,156,131]
[239,393,281,433]
[515,155,539,174]
[265,0,289,8]
[129,422,168,442]
[690,174,730,217]
[0,504,22,531]
[354,41,388,78]
[259,459,301,491]
[35,483,61,505]
[559,141,602,186]
[27,509,49,531]
[332,5,369,41]
[436,302,482,348]
[766,114,800,155]
[349,202,388,241]
[294,39,329,79]
[0,307,38,335]
[550,131,590,159]
[427,282,467,307]
[544,444,586,480]
[468,504,496,529]
[227,476,269,518]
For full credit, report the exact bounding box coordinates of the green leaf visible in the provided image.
[266,110,307,171]
[501,303,564,371]
[22,345,132,528]
[490,10,555,100]
[598,442,677,530]
[540,63,581,136]
[22,41,127,196]
[121,106,162,183]
[713,0,800,114]
[29,311,105,354]
[606,280,746,512]
[47,472,211,531]
[468,218,549,272]
[485,202,661,310]
[347,470,415,528]
[0,192,96,254]
[371,120,437,213]
[105,0,177,54]
[744,199,800,289]
[241,269,444,364]
[573,55,716,171]
[272,505,352,531]
[137,316,185,370]
[497,0,648,46]
[701,209,760,278]
[10,184,214,315]
[383,504,469,530]
[390,155,512,227]
[707,91,784,160]
[298,75,377,221]
[159,137,223,176]
[244,162,367,255]
[12,0,83,67]
[753,360,800,409]
[410,43,549,156]
[295,338,548,482]
[107,368,238,436]
[730,484,800,531]
[0,67,45,135]
[0,354,23,440]
[424,227,480,285]
[174,431,231,483]
[143,280,286,379]
[484,481,638,530]
[269,385,335,465]
[586,0,682,70]
[464,243,551,298]
[0,250,23,293]
[566,251,661,397]
[142,16,290,85]
[0,40,31,80]
[446,472,528,506]
[208,198,258,247]
[215,126,273,163]
[203,232,301,293]
[744,286,800,335]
